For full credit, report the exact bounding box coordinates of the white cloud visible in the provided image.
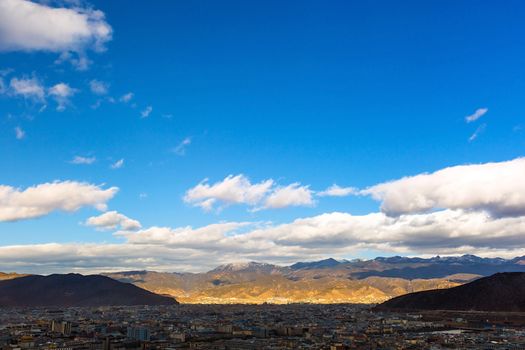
[184,175,331,212]
[141,106,152,118]
[172,137,191,156]
[184,175,274,211]
[3,208,525,273]
[9,77,45,101]
[111,158,124,169]
[48,82,77,111]
[465,107,488,123]
[119,92,134,103]
[317,184,357,197]
[120,222,250,247]
[0,0,112,69]
[70,155,96,165]
[261,183,314,210]
[14,126,25,140]
[2,158,525,273]
[469,123,486,142]
[85,211,141,231]
[89,79,108,95]
[0,181,118,222]
[362,157,525,218]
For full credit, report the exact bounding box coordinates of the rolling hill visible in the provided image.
[0,273,178,307]
[376,272,525,312]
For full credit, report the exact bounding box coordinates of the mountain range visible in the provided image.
[2,255,523,305]
[103,255,525,304]
[377,272,525,312]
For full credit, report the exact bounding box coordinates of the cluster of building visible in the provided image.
[1,304,524,349]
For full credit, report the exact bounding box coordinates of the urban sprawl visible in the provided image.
[1,304,525,349]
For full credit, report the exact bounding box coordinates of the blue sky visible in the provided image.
[0,0,524,272]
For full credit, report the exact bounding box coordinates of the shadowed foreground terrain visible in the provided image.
[377,272,525,312]
[0,273,178,307]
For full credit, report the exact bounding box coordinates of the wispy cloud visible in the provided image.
[9,77,45,101]
[89,80,109,95]
[469,123,486,142]
[14,126,25,140]
[70,156,96,165]
[172,137,192,156]
[111,158,124,169]
[119,92,134,103]
[317,184,357,197]
[140,105,152,118]
[465,107,488,123]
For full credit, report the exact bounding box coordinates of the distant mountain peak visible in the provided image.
[290,258,342,270]
[210,261,280,273]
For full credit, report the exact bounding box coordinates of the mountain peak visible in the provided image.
[290,258,342,270]
[210,261,280,273]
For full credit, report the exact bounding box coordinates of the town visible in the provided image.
[1,304,524,350]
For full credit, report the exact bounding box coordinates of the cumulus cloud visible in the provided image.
[111,158,124,169]
[172,137,191,156]
[317,184,357,197]
[6,77,77,110]
[184,175,318,212]
[48,82,77,111]
[0,0,112,69]
[89,79,108,95]
[141,106,152,118]
[3,158,525,273]
[85,211,141,231]
[70,155,96,165]
[261,183,314,210]
[465,107,488,123]
[4,208,525,273]
[0,181,118,222]
[14,126,25,140]
[9,77,45,101]
[184,175,274,211]
[362,157,525,218]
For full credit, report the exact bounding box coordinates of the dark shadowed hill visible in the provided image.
[376,272,525,312]
[0,273,178,307]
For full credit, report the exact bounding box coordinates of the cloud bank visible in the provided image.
[2,208,525,273]
[2,158,525,273]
